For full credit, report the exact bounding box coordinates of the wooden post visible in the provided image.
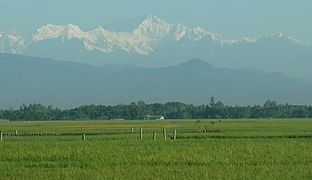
[163,128,167,140]
[15,130,18,136]
[153,132,156,140]
[131,128,134,133]
[140,128,143,140]
[173,129,177,140]
[82,134,86,141]
[0,131,2,142]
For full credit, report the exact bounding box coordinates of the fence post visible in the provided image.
[153,131,156,140]
[140,128,143,140]
[173,129,177,140]
[131,128,134,133]
[163,128,167,140]
[0,131,2,142]
[82,134,86,141]
[15,130,18,136]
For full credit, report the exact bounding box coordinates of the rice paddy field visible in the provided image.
[0,119,312,179]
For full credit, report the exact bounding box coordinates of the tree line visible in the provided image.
[0,98,312,121]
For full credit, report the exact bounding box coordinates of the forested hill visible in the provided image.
[1,100,311,121]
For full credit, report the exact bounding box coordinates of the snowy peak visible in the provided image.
[133,15,211,42]
[133,15,174,41]
[66,24,86,40]
[33,24,65,41]
[32,24,90,42]
[85,26,154,55]
[0,33,27,54]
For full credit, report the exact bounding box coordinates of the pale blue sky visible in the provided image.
[0,0,311,44]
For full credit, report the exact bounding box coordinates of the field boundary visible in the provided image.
[2,132,312,139]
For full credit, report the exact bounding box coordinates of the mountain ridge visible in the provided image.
[1,15,311,80]
[1,15,304,55]
[0,54,311,108]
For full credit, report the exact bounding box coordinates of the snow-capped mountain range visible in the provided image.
[0,15,300,55]
[0,15,311,80]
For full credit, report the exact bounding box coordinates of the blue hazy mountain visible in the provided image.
[0,54,311,108]
[1,16,311,81]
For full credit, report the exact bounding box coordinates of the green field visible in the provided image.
[0,119,312,179]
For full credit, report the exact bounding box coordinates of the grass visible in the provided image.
[0,119,312,179]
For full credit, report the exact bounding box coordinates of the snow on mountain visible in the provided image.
[85,26,153,55]
[1,16,310,81]
[174,23,188,41]
[0,33,27,54]
[0,15,305,56]
[133,15,174,41]
[32,19,157,55]
[33,24,65,41]
[186,26,210,41]
[33,24,94,42]
[30,15,249,55]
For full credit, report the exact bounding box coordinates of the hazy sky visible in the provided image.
[1,0,311,44]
